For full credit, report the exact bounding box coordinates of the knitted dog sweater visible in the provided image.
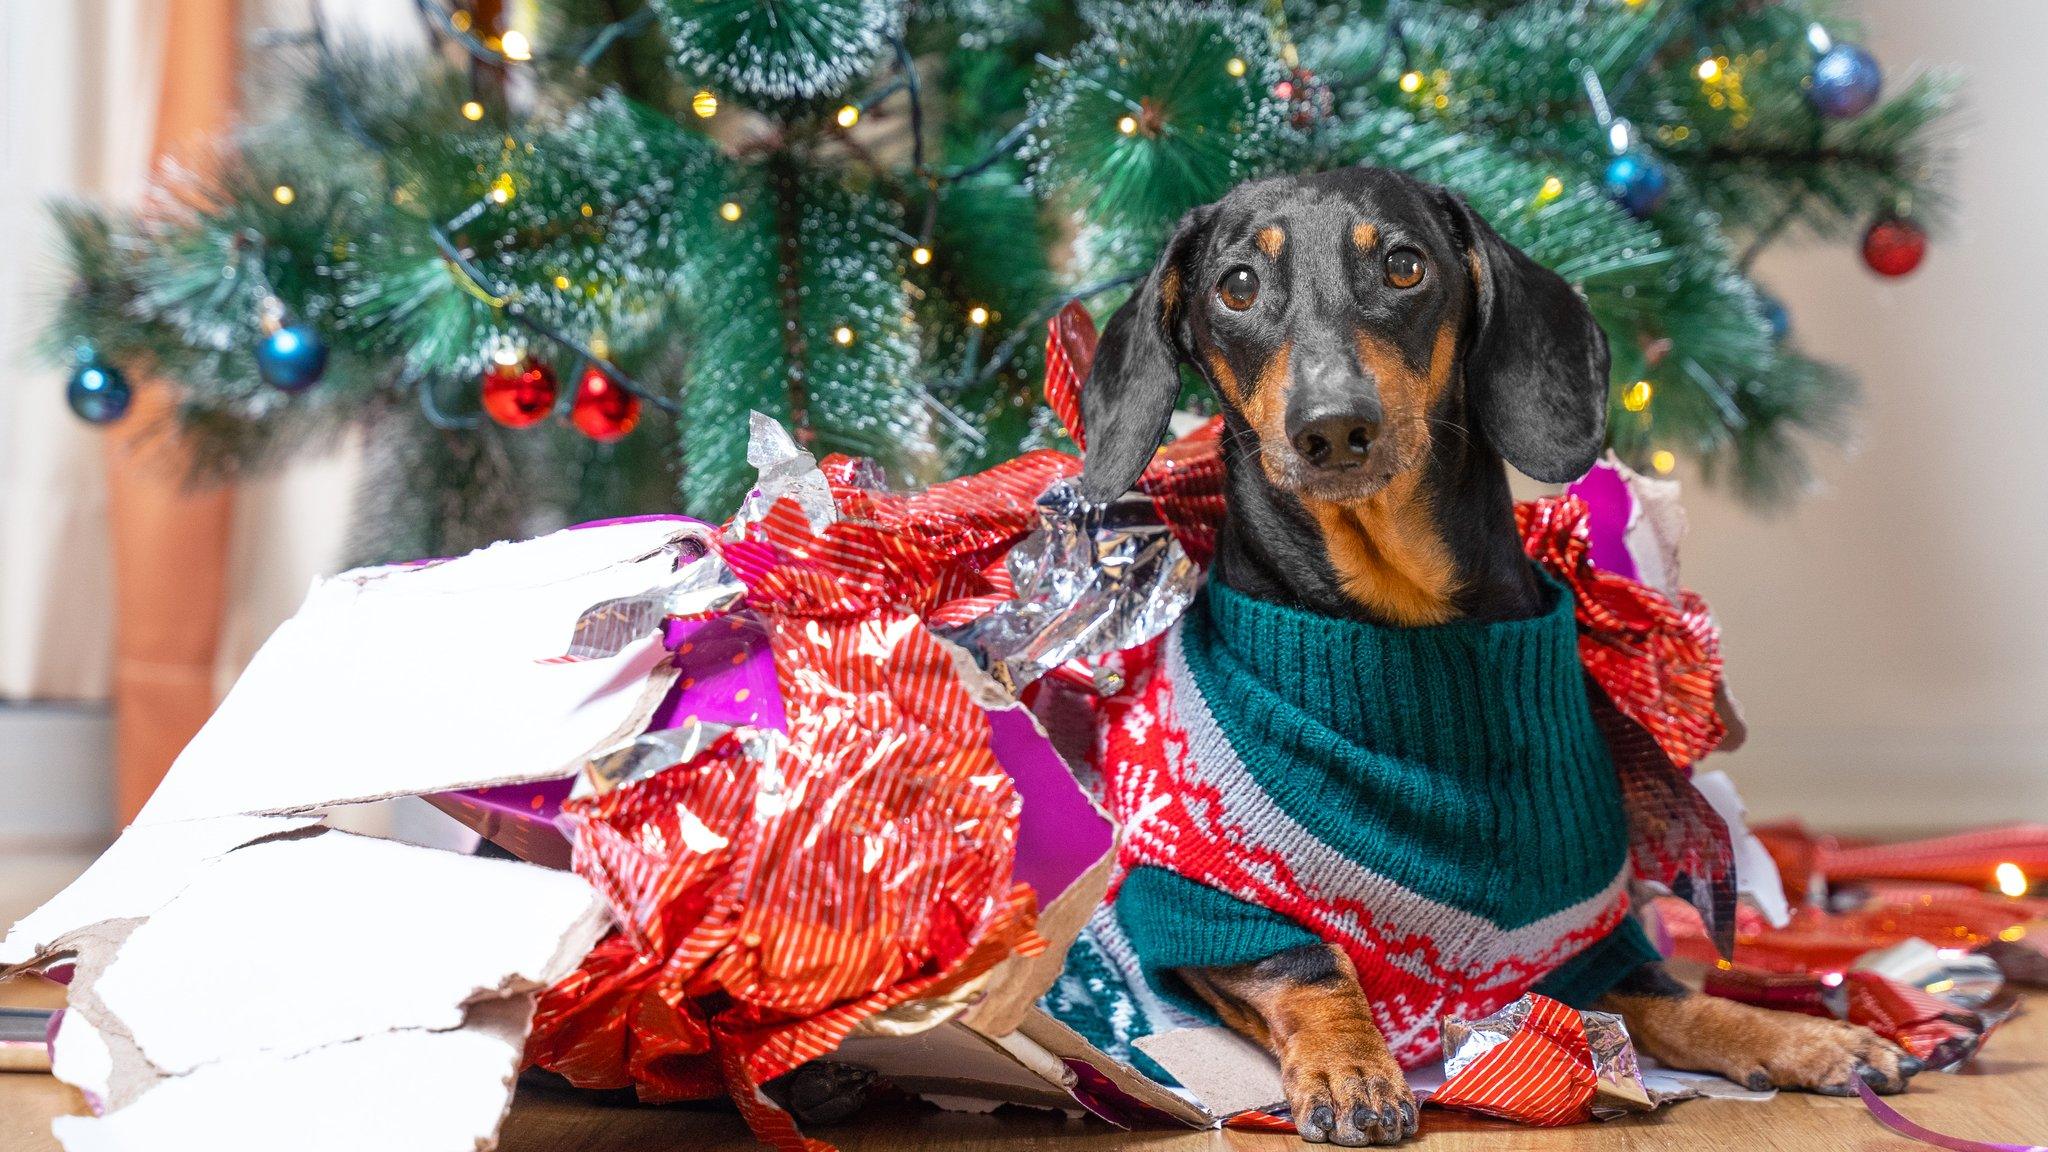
[1047,573,1657,1070]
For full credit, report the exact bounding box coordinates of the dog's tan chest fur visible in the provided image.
[1301,481,1459,626]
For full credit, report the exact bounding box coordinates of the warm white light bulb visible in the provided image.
[1996,862,2029,898]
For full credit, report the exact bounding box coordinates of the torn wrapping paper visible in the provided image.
[137,517,695,826]
[0,816,317,969]
[1126,995,1750,1133]
[524,431,1146,1143]
[1703,947,2017,1072]
[1657,879,2048,978]
[18,828,607,1152]
[1840,970,2015,1070]
[1432,994,1654,1125]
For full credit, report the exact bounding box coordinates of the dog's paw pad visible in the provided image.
[1751,1019,1916,1096]
[1286,1062,1416,1146]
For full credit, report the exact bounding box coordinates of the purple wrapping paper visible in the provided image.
[989,706,1114,902]
[1566,461,1640,582]
[650,611,785,732]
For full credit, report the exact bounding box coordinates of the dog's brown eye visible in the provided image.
[1217,266,1260,311]
[1385,247,1425,289]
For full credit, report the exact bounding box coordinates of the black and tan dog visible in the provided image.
[1076,167,1919,1146]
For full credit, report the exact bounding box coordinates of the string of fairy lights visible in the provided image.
[67,0,1925,487]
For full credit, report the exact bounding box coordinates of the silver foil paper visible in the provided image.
[587,719,739,793]
[941,479,1199,695]
[1439,995,1662,1119]
[555,543,748,663]
[733,410,838,534]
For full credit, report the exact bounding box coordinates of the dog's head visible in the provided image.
[1078,167,1611,504]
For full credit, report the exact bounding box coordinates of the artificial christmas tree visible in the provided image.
[46,0,1953,559]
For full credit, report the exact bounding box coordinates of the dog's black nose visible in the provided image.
[1288,406,1377,470]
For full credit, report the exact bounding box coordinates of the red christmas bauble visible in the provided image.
[1862,217,1927,278]
[481,356,559,428]
[569,364,641,443]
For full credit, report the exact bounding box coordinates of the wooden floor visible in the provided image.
[2,959,2042,1152]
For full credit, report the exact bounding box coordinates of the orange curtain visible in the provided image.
[102,0,240,822]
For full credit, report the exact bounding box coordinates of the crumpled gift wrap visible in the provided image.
[524,445,1059,1152]
[1431,994,1654,1126]
[1703,952,2018,1072]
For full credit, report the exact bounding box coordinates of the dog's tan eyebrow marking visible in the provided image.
[1256,226,1286,258]
[1352,222,1379,251]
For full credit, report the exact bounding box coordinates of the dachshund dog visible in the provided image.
[1076,167,1919,1146]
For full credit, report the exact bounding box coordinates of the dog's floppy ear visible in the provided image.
[1078,206,1212,502]
[1440,189,1611,484]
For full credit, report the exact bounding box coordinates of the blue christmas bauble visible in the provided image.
[1758,291,1790,343]
[67,360,132,424]
[255,325,329,392]
[1603,153,1669,219]
[1810,43,1882,120]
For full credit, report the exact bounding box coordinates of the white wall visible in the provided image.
[1685,0,2048,832]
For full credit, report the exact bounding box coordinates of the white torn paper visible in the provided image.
[50,1007,114,1107]
[91,831,609,1076]
[28,829,609,1152]
[1692,769,1791,928]
[53,998,536,1152]
[136,519,691,827]
[0,815,317,970]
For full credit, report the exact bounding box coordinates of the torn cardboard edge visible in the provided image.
[134,518,695,829]
[52,997,540,1152]
[11,827,609,1152]
[0,816,320,972]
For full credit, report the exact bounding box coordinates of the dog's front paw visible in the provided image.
[1282,1035,1417,1146]
[1727,1013,1921,1096]
[1612,990,1923,1097]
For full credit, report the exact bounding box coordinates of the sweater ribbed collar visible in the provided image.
[1193,569,1592,772]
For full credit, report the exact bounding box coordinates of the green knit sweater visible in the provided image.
[1061,572,1656,1068]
